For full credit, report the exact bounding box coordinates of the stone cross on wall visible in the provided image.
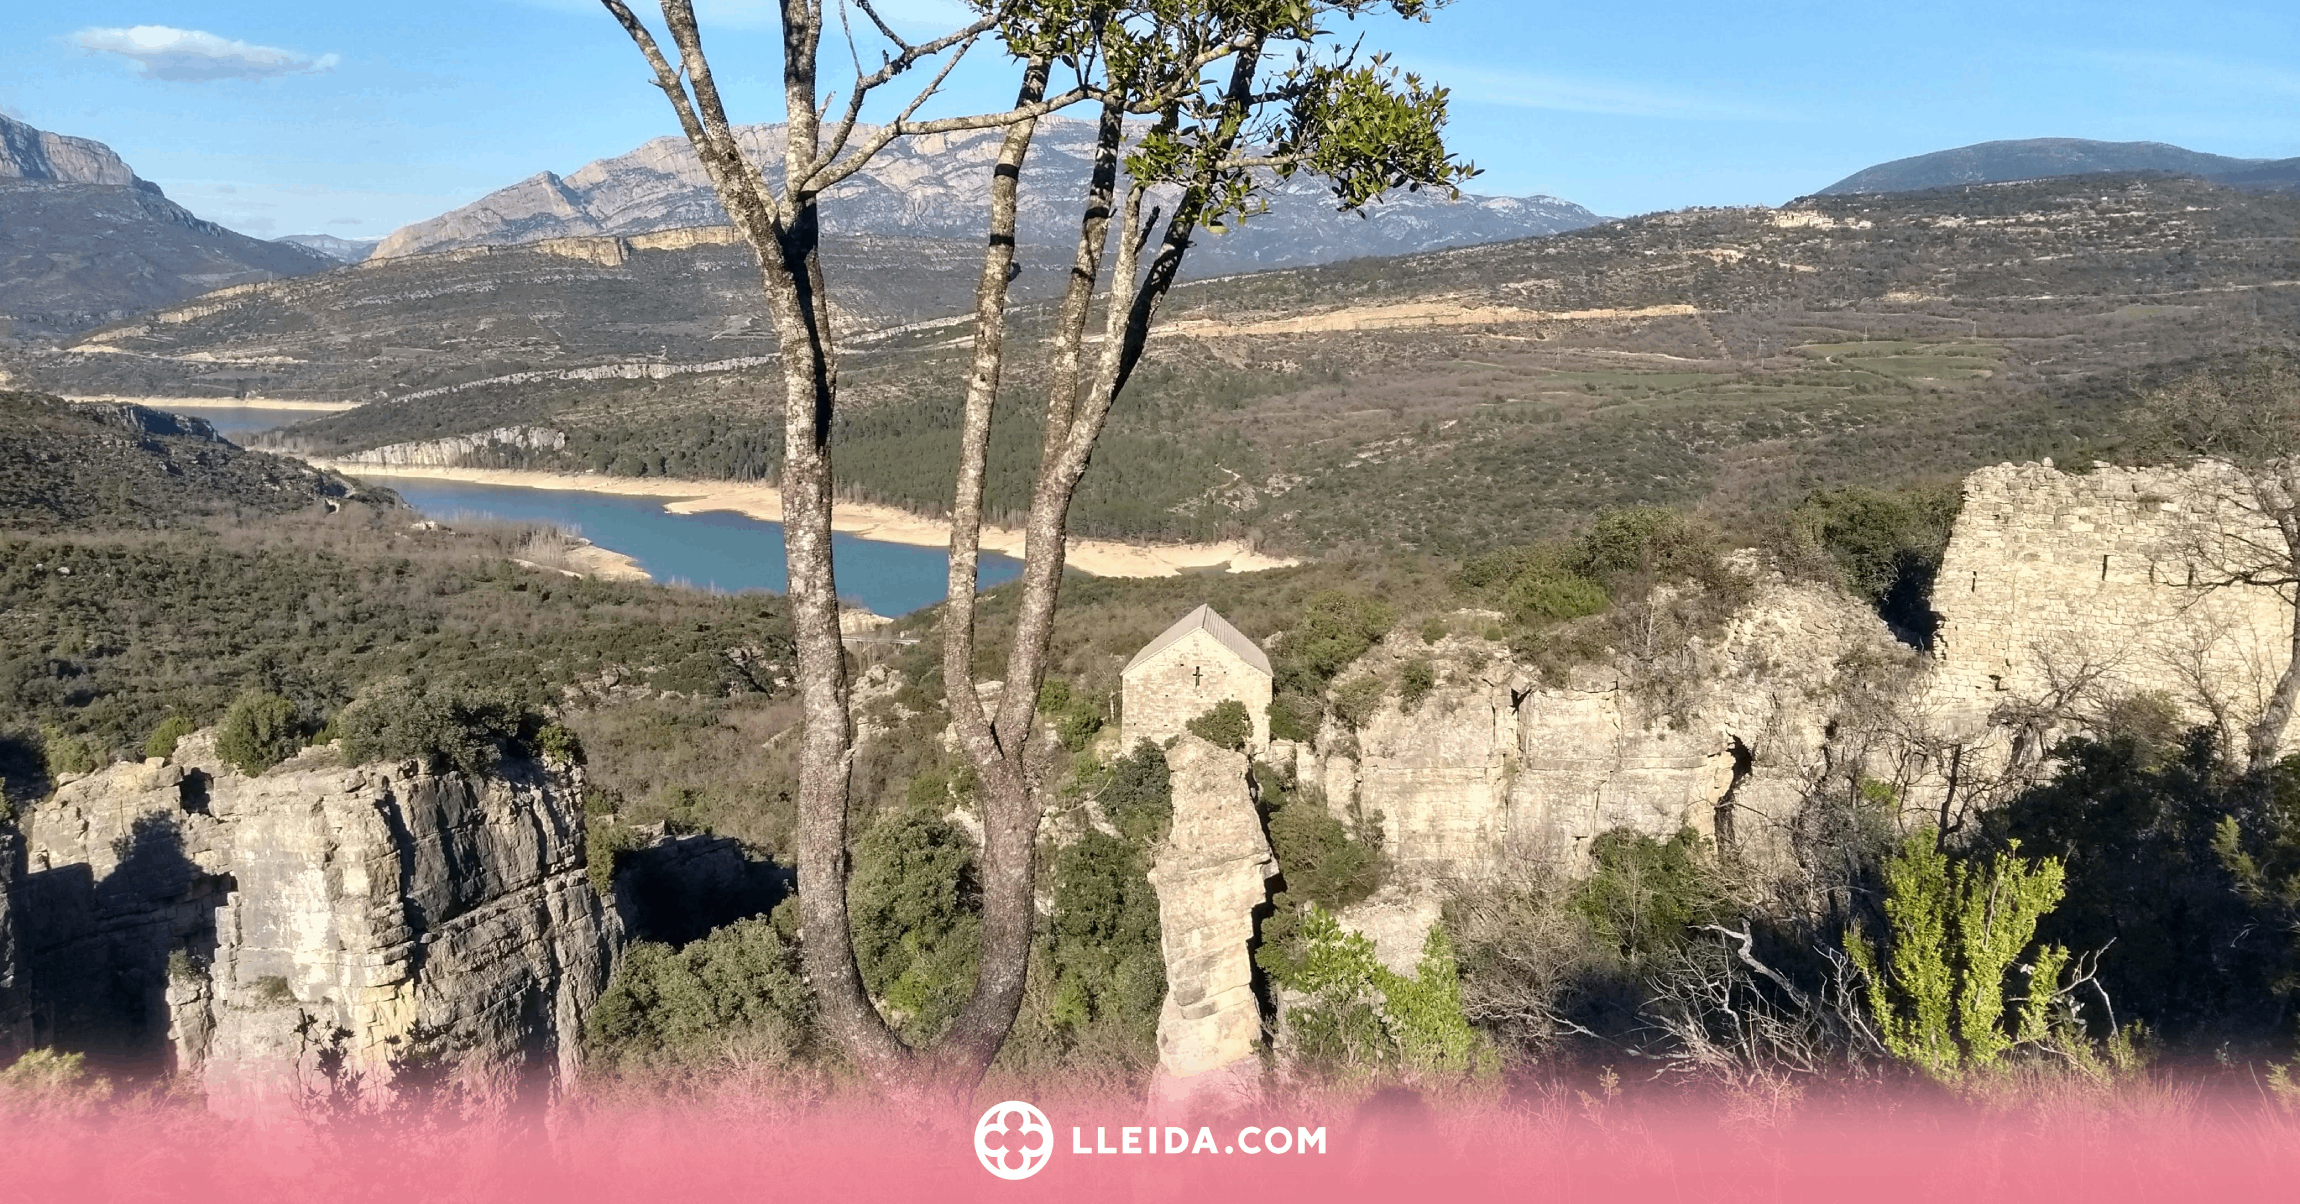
[1120,604,1274,752]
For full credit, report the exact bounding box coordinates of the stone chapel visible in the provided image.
[1120,604,1273,751]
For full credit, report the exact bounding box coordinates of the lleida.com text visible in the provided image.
[1070,1124,1327,1155]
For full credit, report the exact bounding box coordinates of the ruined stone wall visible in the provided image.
[1122,628,1273,751]
[18,734,619,1110]
[1926,460,2293,747]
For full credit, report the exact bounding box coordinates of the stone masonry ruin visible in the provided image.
[1922,459,2296,760]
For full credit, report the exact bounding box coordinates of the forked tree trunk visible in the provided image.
[604,0,1297,1101]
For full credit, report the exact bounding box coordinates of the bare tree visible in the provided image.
[2142,351,2300,771]
[598,0,1470,1097]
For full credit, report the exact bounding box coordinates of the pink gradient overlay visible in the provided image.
[6,1094,2298,1203]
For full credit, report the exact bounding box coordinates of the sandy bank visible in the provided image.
[306,462,1299,580]
[515,539,650,583]
[69,395,360,413]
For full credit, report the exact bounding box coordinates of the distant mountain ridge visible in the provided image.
[0,115,336,340]
[373,119,1604,276]
[276,233,380,262]
[1820,137,2295,195]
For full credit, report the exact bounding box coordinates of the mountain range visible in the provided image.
[368,120,1607,276]
[1820,137,2300,195]
[0,115,337,340]
[276,234,382,262]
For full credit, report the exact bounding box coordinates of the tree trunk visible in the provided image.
[2246,598,2300,772]
[934,61,1051,1085]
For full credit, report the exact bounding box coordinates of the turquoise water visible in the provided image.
[382,478,1021,616]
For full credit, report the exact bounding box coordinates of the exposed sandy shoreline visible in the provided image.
[69,395,360,413]
[514,540,651,583]
[304,462,1300,580]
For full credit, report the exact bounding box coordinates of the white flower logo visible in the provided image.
[973,1100,1053,1180]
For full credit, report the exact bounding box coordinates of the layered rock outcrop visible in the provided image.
[1305,571,1910,879]
[16,734,619,1111]
[1147,737,1274,1107]
[326,425,567,469]
[0,114,147,187]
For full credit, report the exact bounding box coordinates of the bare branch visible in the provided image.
[851,0,912,52]
[810,82,1098,194]
[815,13,1003,180]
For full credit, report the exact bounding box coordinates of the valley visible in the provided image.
[52,171,2285,559]
[5,64,2300,1149]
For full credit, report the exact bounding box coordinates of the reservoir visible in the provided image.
[148,404,1028,615]
[381,478,1022,616]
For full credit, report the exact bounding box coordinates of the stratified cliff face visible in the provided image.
[1147,736,1274,1110]
[17,732,619,1112]
[1298,567,1915,880]
[1924,459,2296,752]
[0,114,148,188]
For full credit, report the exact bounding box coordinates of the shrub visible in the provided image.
[1506,567,1609,626]
[1271,906,1493,1084]
[1274,591,1394,697]
[1267,693,1322,743]
[1331,675,1387,731]
[215,693,304,776]
[0,1049,112,1117]
[39,724,98,778]
[534,721,585,766]
[1185,699,1253,751]
[587,817,643,897]
[1268,789,1386,912]
[583,918,814,1070]
[1419,615,1448,645]
[1843,830,2070,1082]
[1398,658,1436,713]
[335,680,529,777]
[1257,781,1387,984]
[849,807,981,1041]
[1571,827,1732,966]
[1099,740,1173,846]
[1037,678,1106,751]
[1045,831,1165,1037]
[1785,484,1961,640]
[143,715,196,761]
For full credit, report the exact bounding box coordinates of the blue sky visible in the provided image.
[4,1,2294,239]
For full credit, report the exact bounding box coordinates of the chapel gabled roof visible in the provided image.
[1122,604,1272,677]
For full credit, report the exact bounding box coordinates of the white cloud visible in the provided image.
[71,26,339,82]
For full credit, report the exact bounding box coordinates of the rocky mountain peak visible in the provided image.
[0,113,156,192]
